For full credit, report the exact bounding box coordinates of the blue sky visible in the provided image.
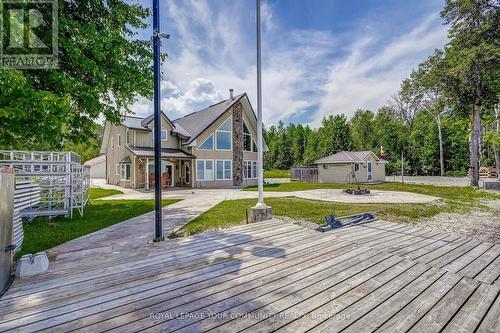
[133,0,448,127]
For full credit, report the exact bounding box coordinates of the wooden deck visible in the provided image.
[1,219,499,332]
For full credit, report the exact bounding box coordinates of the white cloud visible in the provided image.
[315,14,448,126]
[133,1,448,128]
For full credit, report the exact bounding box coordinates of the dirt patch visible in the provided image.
[414,201,500,243]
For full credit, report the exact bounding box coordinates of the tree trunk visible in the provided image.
[436,113,445,176]
[470,103,481,187]
[495,104,500,180]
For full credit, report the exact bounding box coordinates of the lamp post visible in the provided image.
[251,0,272,222]
[152,0,163,241]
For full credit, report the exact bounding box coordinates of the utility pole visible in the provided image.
[251,0,272,222]
[401,151,404,184]
[152,0,163,241]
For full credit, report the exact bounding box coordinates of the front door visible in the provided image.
[367,161,373,182]
[148,161,174,187]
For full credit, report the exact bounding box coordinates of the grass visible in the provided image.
[17,188,180,258]
[88,188,122,199]
[172,197,446,238]
[264,169,290,178]
[174,181,500,238]
[243,181,499,203]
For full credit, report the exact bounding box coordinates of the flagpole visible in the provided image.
[152,0,163,241]
[251,0,272,222]
[256,0,265,208]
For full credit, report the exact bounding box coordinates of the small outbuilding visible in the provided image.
[315,151,387,184]
[84,154,106,179]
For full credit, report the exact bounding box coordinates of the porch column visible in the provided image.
[146,158,149,190]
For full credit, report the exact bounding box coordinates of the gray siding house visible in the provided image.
[100,91,262,189]
[315,151,387,184]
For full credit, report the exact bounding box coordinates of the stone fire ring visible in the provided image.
[290,189,439,204]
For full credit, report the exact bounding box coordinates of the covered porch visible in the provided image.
[127,146,195,189]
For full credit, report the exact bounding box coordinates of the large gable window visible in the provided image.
[199,134,214,150]
[216,117,232,150]
[243,122,252,152]
[196,159,213,181]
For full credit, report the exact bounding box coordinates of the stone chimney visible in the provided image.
[229,89,234,100]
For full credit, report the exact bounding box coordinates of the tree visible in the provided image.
[350,109,375,150]
[303,126,319,165]
[406,51,448,176]
[439,0,500,186]
[317,115,352,156]
[0,1,155,150]
[484,103,500,179]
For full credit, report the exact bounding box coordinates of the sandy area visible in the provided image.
[291,189,439,204]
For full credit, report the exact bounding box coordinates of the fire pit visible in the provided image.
[343,186,370,195]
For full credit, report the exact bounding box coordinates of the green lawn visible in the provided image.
[243,181,499,203]
[172,197,446,238]
[264,169,290,178]
[174,181,499,238]
[18,188,180,258]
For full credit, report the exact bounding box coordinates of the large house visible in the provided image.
[100,91,262,189]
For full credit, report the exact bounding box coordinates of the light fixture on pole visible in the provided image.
[251,0,272,222]
[152,0,163,241]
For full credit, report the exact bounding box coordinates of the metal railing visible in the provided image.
[0,150,90,220]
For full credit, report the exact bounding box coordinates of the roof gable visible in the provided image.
[173,93,246,144]
[315,151,380,164]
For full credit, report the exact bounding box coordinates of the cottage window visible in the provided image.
[199,134,214,150]
[354,163,360,171]
[111,136,115,149]
[216,160,232,180]
[117,134,121,147]
[216,118,232,150]
[196,160,213,181]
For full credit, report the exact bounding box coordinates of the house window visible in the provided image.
[216,160,232,180]
[216,117,232,150]
[354,163,360,171]
[117,134,121,147]
[252,139,258,152]
[120,164,131,180]
[199,134,214,150]
[196,159,213,181]
[126,130,133,145]
[244,160,257,179]
[243,122,252,152]
[111,136,115,149]
[161,128,168,141]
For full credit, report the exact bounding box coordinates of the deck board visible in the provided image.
[1,219,499,332]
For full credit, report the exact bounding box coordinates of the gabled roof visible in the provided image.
[84,154,106,166]
[112,92,263,149]
[315,151,387,164]
[140,111,174,128]
[123,116,151,131]
[173,93,246,144]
